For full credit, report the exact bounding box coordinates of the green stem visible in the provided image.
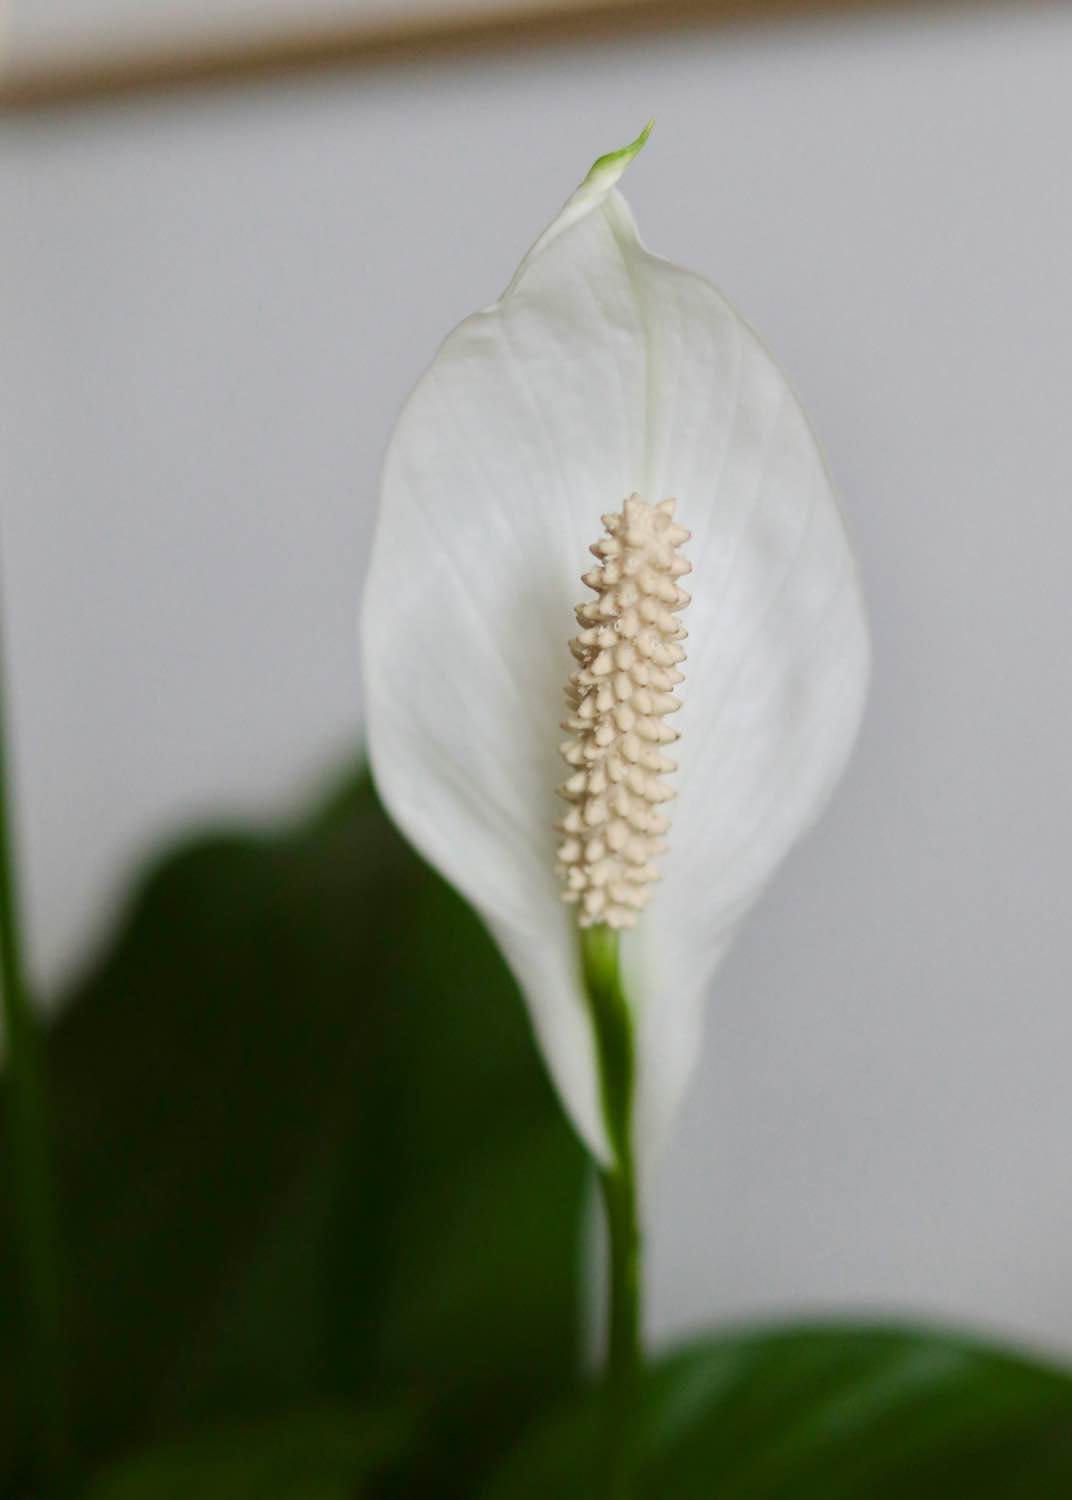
[0,603,69,1490]
[598,1163,640,1398]
[581,924,641,1499]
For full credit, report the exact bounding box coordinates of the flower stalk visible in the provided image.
[581,923,641,1497]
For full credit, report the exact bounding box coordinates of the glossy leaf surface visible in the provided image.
[485,1324,1072,1498]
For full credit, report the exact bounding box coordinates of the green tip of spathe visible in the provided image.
[587,118,655,183]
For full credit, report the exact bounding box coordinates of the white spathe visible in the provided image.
[362,129,870,1185]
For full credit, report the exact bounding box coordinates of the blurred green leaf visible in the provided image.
[484,1324,1072,1498]
[85,1404,412,1500]
[0,768,587,1495]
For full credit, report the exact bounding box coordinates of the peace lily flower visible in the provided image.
[362,126,869,1197]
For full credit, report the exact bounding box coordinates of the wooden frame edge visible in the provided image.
[0,0,925,114]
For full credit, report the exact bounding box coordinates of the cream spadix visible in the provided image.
[362,128,870,1182]
[557,495,691,930]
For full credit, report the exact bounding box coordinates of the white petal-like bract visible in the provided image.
[362,130,869,1180]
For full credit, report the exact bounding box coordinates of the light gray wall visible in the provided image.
[3,2,1072,1354]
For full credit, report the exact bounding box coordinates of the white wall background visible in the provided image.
[3,1,1072,1356]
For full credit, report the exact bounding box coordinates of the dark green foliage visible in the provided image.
[0,770,587,1496]
[84,1405,415,1500]
[484,1324,1072,1498]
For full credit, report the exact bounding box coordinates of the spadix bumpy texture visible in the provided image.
[557,496,691,928]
